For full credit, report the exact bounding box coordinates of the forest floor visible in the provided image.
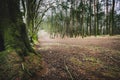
[36,35,120,80]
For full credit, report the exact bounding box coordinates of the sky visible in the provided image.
[20,0,120,22]
[45,0,120,16]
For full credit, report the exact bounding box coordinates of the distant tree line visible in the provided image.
[42,0,120,38]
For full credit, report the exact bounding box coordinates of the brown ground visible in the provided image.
[36,35,120,80]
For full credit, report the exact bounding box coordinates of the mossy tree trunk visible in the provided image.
[0,0,35,56]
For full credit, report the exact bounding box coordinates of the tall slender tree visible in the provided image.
[89,0,92,35]
[106,0,109,34]
[110,0,115,35]
[94,0,97,36]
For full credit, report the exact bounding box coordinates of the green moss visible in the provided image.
[2,21,35,56]
[69,57,82,66]
[83,57,102,64]
[0,51,8,63]
[3,22,20,49]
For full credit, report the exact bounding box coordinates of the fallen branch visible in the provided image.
[64,60,74,80]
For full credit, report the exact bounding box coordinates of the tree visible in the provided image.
[0,0,42,79]
[42,0,120,37]
[94,0,97,36]
[89,0,92,35]
[0,0,35,57]
[21,0,56,44]
[106,0,109,34]
[110,0,115,35]
[21,0,43,43]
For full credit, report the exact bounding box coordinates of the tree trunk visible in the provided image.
[110,0,115,35]
[0,30,5,51]
[0,0,34,55]
[89,0,92,35]
[94,0,97,36]
[106,0,109,34]
[96,0,99,35]
[80,0,85,38]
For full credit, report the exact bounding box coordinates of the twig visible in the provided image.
[21,63,32,77]
[64,60,74,80]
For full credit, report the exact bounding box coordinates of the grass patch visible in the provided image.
[69,56,104,71]
[83,57,102,64]
[69,57,82,66]
[0,51,42,80]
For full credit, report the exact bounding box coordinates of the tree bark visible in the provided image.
[110,0,115,35]
[106,0,109,34]
[94,0,97,36]
[89,0,92,35]
[0,0,34,55]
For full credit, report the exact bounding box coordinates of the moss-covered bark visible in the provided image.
[0,0,35,56]
[0,1,43,79]
[0,30,5,51]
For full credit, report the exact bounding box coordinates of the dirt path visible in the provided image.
[37,36,120,80]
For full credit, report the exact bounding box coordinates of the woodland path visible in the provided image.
[36,34,120,80]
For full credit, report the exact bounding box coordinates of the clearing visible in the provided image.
[36,35,120,80]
